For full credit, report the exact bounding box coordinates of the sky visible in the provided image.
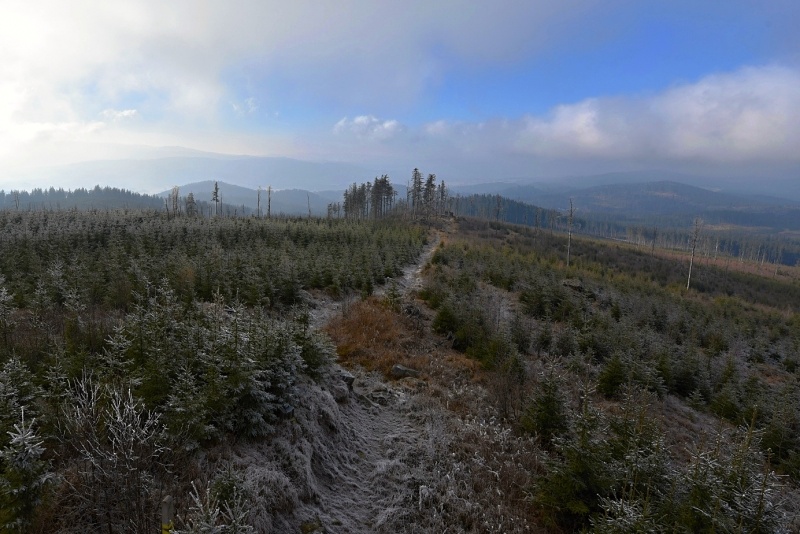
[2,0,800,191]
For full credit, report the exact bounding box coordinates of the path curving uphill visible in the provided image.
[232,229,442,532]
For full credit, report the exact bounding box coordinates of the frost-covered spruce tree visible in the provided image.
[96,323,137,387]
[591,390,670,533]
[174,480,254,534]
[58,375,170,532]
[174,466,254,534]
[668,424,785,532]
[222,307,303,437]
[0,409,53,531]
[521,366,569,449]
[534,385,614,530]
[605,390,669,503]
[288,305,335,377]
[0,358,41,444]
[0,275,15,350]
[164,367,213,451]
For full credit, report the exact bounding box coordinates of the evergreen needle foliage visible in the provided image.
[0,208,426,529]
[421,219,798,530]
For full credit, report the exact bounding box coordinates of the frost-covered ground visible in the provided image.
[237,233,438,532]
[230,369,427,532]
[231,367,538,533]
[227,229,540,532]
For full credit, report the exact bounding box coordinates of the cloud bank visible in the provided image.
[2,1,800,188]
[518,65,800,163]
[329,65,800,179]
[0,0,610,173]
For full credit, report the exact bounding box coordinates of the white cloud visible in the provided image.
[101,109,138,121]
[334,115,405,141]
[512,65,800,163]
[0,0,608,172]
[423,120,452,137]
[3,2,800,185]
[654,66,800,161]
[321,65,800,182]
[231,98,259,116]
[0,0,596,117]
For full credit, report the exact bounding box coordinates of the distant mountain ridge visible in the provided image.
[545,180,796,214]
[458,172,795,201]
[18,151,799,202]
[158,181,336,216]
[20,154,380,194]
[451,178,800,231]
[8,155,800,230]
[0,185,163,211]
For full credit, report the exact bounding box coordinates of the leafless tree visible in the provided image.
[651,225,658,255]
[170,186,180,217]
[687,217,703,290]
[567,198,574,268]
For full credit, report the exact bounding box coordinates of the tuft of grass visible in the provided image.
[325,297,481,395]
[325,298,414,377]
[300,517,323,533]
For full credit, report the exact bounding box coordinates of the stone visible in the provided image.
[330,380,349,403]
[339,369,355,389]
[390,364,420,379]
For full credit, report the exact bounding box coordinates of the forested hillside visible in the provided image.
[0,186,164,211]
[452,192,800,268]
[418,218,799,530]
[455,179,800,232]
[1,199,799,531]
[0,208,425,531]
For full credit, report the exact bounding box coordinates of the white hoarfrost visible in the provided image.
[221,230,537,532]
[231,373,425,531]
[229,369,537,533]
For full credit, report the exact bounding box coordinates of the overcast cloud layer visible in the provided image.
[2,1,799,190]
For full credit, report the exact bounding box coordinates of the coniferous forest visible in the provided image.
[0,205,426,531]
[420,218,799,531]
[1,178,800,532]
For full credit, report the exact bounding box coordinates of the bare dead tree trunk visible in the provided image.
[171,186,179,217]
[651,225,658,255]
[687,217,702,290]
[567,198,574,268]
[773,247,783,278]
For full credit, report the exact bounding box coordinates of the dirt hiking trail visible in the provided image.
[230,226,534,532]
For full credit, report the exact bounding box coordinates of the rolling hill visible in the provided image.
[20,154,379,195]
[158,181,337,216]
[453,179,800,231]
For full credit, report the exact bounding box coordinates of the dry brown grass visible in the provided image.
[323,295,549,532]
[325,297,420,376]
[324,297,481,387]
[325,295,494,423]
[656,247,800,282]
